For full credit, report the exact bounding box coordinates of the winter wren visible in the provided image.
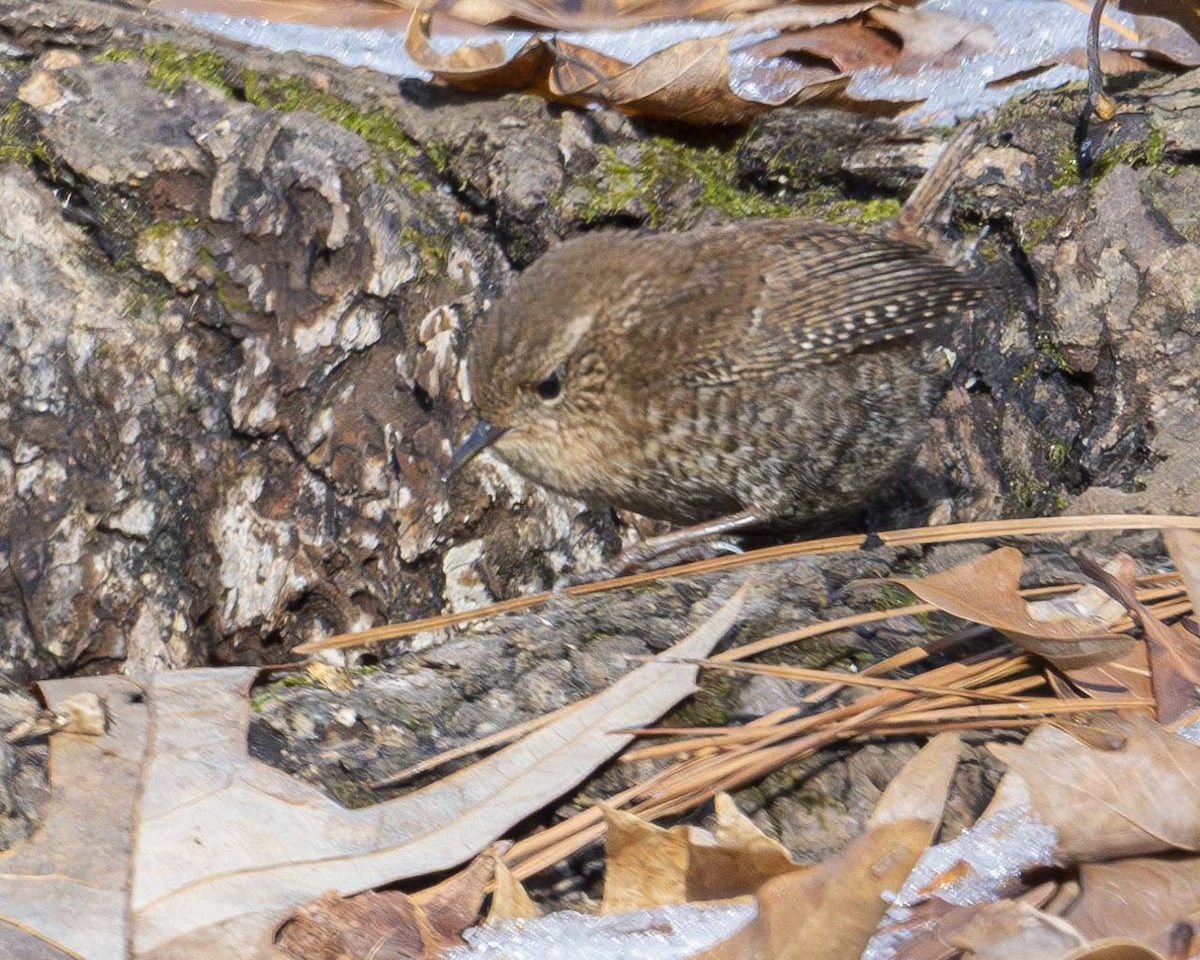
[452,218,980,531]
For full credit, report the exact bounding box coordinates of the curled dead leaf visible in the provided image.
[948,900,1087,960]
[687,793,801,902]
[1075,552,1200,724]
[888,548,1136,670]
[695,819,933,960]
[601,805,691,913]
[601,793,798,913]
[990,716,1200,861]
[867,731,961,832]
[1118,0,1200,44]
[487,858,542,923]
[1058,938,1169,960]
[1066,853,1200,957]
[404,11,857,125]
[277,848,497,960]
[405,11,556,92]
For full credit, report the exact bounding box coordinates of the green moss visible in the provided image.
[425,139,455,176]
[100,43,426,185]
[1018,211,1061,250]
[101,41,235,97]
[816,196,902,226]
[242,72,432,190]
[1088,126,1166,181]
[1011,472,1052,509]
[1145,127,1166,167]
[249,673,318,712]
[139,216,200,242]
[816,648,874,672]
[573,137,790,227]
[399,224,447,276]
[1033,326,1074,374]
[243,72,419,160]
[214,273,252,314]
[121,286,173,321]
[671,671,742,728]
[327,779,376,809]
[871,583,940,632]
[873,584,917,611]
[1047,437,1069,469]
[1015,326,1074,383]
[1049,145,1082,189]
[1012,357,1038,385]
[0,101,52,168]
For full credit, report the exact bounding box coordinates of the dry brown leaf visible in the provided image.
[1077,553,1200,724]
[888,548,1136,670]
[1066,854,1200,957]
[868,732,961,831]
[277,890,437,960]
[602,794,802,912]
[1128,13,1200,68]
[151,0,424,30]
[1048,642,1153,706]
[157,0,921,30]
[546,38,633,100]
[1027,558,1134,628]
[0,590,743,959]
[1165,530,1200,610]
[868,6,994,73]
[738,17,900,72]
[487,858,542,922]
[687,793,802,902]
[1118,0,1200,44]
[696,819,933,960]
[411,850,502,941]
[990,715,1200,862]
[405,12,556,93]
[949,900,1086,960]
[601,805,692,913]
[405,15,854,125]
[729,0,882,33]
[573,34,768,124]
[277,852,494,959]
[1037,557,1154,708]
[1058,939,1169,960]
[878,884,1062,960]
[434,0,870,29]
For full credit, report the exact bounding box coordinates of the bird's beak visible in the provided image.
[446,419,510,478]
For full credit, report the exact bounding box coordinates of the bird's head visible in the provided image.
[449,235,635,491]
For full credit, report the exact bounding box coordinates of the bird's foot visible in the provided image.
[566,510,761,585]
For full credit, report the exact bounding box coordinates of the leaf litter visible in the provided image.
[8,518,1200,957]
[0,590,744,959]
[280,518,1200,958]
[163,0,1200,126]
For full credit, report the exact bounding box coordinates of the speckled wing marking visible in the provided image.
[680,228,981,385]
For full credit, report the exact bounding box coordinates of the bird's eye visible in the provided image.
[535,370,563,401]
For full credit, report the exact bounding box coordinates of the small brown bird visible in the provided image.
[451,218,980,546]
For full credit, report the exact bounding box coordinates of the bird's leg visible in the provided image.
[575,509,762,583]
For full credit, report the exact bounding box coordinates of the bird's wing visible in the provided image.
[674,226,981,386]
